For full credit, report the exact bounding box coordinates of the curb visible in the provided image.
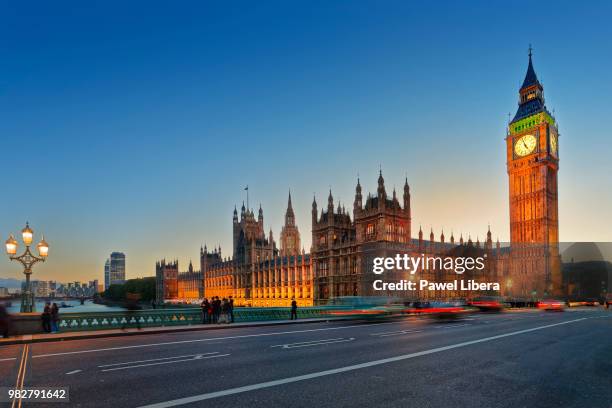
[0,318,351,346]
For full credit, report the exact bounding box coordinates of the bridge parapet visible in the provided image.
[11,307,334,334]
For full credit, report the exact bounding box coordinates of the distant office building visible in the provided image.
[109,252,126,286]
[104,259,110,290]
[0,287,9,297]
[90,280,100,294]
[29,280,50,297]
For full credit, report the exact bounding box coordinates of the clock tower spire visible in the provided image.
[506,48,561,298]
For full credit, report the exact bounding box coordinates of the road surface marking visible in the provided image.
[370,329,423,337]
[271,338,355,349]
[11,344,28,408]
[101,353,229,372]
[31,322,391,359]
[66,369,82,375]
[98,352,220,368]
[434,323,470,329]
[0,357,17,362]
[137,317,589,408]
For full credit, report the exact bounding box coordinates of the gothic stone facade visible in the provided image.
[505,51,562,298]
[201,194,314,307]
[157,53,562,305]
[155,259,203,303]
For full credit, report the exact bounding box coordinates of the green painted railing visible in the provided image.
[57,307,334,332]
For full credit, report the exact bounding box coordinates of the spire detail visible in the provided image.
[521,47,540,90]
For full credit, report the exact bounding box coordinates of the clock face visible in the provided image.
[514,134,537,157]
[550,133,558,156]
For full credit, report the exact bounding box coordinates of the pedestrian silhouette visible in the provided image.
[290,297,298,320]
[41,302,52,333]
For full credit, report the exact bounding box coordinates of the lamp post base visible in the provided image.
[20,291,35,313]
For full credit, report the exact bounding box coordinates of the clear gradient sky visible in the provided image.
[1,1,611,282]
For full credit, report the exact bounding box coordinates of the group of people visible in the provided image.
[199,296,300,323]
[200,296,234,324]
[41,302,60,333]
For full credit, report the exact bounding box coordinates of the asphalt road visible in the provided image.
[1,308,610,408]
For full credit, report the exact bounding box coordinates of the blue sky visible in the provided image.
[1,1,611,281]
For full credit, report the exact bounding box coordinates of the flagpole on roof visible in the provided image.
[245,185,249,211]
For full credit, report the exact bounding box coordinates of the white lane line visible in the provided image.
[101,354,230,372]
[66,370,82,375]
[98,352,220,368]
[32,322,391,359]
[0,357,17,362]
[434,323,470,329]
[271,338,355,349]
[371,330,423,337]
[137,317,589,408]
[270,338,345,347]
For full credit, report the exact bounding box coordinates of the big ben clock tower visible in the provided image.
[506,49,561,298]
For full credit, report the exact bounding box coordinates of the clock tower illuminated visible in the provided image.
[506,49,561,298]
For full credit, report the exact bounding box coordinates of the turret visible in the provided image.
[403,178,411,216]
[312,195,318,225]
[327,189,334,214]
[418,225,423,250]
[377,169,386,206]
[429,228,435,252]
[286,190,295,226]
[354,178,362,211]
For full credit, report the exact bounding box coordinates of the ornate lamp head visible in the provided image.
[22,222,33,246]
[37,236,49,258]
[5,234,18,255]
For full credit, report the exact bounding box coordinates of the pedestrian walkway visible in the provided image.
[0,317,347,346]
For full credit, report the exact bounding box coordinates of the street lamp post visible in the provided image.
[4,222,49,313]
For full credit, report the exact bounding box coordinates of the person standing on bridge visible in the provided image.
[212,296,220,324]
[229,296,234,323]
[41,302,52,333]
[220,298,230,324]
[0,303,10,338]
[51,302,59,333]
[200,298,210,324]
[290,297,298,320]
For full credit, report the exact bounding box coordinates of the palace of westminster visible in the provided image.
[156,52,562,306]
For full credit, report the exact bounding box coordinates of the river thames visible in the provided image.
[5,299,125,313]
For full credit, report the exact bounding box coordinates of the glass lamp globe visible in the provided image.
[22,222,33,246]
[5,235,18,255]
[37,236,49,258]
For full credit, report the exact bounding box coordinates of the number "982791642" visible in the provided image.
[1,387,69,402]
